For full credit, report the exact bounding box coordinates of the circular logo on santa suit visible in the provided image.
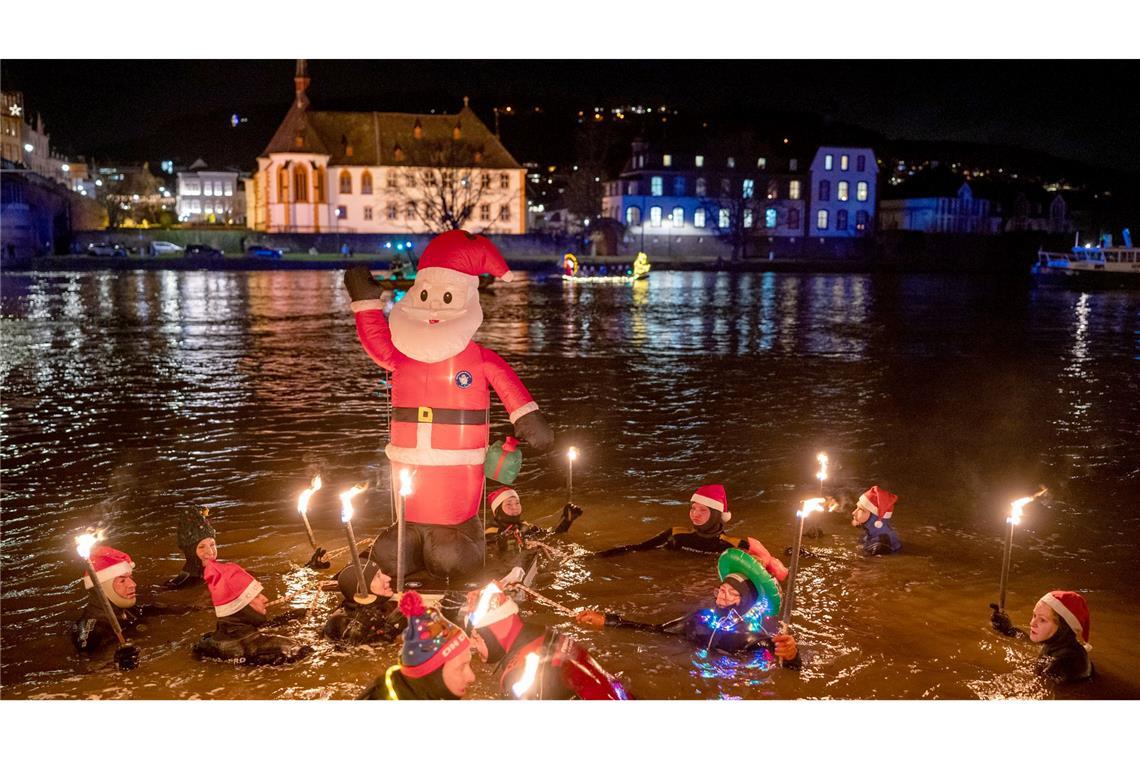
[455,371,473,389]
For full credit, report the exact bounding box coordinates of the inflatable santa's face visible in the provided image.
[390,266,484,363]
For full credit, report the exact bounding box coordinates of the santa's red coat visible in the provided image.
[352,304,538,525]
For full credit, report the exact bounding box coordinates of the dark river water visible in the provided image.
[2,269,1137,700]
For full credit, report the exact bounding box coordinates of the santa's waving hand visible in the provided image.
[343,231,553,581]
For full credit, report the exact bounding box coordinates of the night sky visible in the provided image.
[2,59,1138,175]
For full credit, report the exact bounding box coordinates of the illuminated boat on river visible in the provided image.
[1034,229,1139,288]
[559,251,651,282]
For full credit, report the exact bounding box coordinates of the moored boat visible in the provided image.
[1033,229,1139,288]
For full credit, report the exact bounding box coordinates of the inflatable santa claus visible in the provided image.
[343,231,553,581]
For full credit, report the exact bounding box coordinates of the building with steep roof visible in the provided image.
[245,62,526,234]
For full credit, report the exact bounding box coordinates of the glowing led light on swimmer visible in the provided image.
[512,652,541,698]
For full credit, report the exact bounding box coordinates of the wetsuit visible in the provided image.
[859,519,901,555]
[322,598,406,646]
[71,596,194,655]
[193,606,312,666]
[600,608,801,667]
[358,664,459,700]
[485,503,581,551]
[991,613,1092,684]
[476,614,628,699]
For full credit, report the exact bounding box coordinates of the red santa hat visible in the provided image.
[467,586,520,630]
[1039,590,1092,650]
[691,484,731,522]
[488,487,519,513]
[203,560,264,618]
[418,230,513,283]
[82,545,135,589]
[858,485,898,528]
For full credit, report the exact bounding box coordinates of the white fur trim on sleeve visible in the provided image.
[508,401,539,424]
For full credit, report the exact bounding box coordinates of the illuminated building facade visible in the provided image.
[246,62,526,234]
[177,159,245,225]
[807,147,878,238]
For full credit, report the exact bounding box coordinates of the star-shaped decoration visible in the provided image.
[9,103,22,117]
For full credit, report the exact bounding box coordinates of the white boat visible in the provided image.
[1034,229,1140,288]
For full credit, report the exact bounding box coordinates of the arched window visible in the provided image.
[293,165,308,202]
[837,209,848,230]
[314,170,325,203]
[339,170,352,195]
[626,206,641,226]
[671,207,684,227]
[361,171,373,195]
[816,209,829,230]
[818,180,831,202]
[765,207,778,228]
[276,166,289,202]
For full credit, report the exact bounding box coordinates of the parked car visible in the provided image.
[247,245,284,259]
[87,243,127,257]
[185,244,224,259]
[150,241,184,255]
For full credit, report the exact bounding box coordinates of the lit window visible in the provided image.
[190,199,200,213]
[627,206,641,226]
[627,181,639,195]
[695,155,704,168]
[789,180,801,200]
[361,171,373,195]
[223,183,233,196]
[673,176,685,195]
[857,155,866,172]
[718,208,730,228]
[650,206,662,226]
[499,205,511,221]
[838,181,849,201]
[767,179,779,200]
[671,207,684,227]
[824,154,833,171]
[499,173,510,189]
[856,210,869,232]
[663,154,672,167]
[757,157,767,169]
[818,180,830,202]
[744,209,753,228]
[203,182,213,196]
[837,209,848,230]
[817,209,829,229]
[857,181,868,202]
[695,177,707,196]
[214,181,223,195]
[363,206,373,220]
[726,156,735,168]
[651,176,663,196]
[742,179,754,199]
[481,204,491,222]
[840,155,849,171]
[766,208,777,228]
[694,208,706,228]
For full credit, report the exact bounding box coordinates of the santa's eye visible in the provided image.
[443,291,453,304]
[419,289,428,302]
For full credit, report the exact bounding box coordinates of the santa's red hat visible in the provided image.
[203,560,264,618]
[858,486,898,527]
[1039,590,1091,650]
[488,487,519,513]
[82,545,135,589]
[691,484,731,522]
[418,230,513,282]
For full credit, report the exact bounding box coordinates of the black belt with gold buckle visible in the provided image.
[392,406,489,425]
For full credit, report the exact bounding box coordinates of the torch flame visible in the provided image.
[567,446,578,462]
[75,530,104,559]
[797,497,826,518]
[297,474,322,515]
[468,582,502,628]
[1009,496,1033,525]
[511,651,541,698]
[815,452,829,482]
[339,483,368,523]
[398,468,413,497]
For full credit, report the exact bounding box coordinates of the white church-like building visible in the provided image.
[245,62,526,235]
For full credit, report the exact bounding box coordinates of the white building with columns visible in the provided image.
[246,62,525,235]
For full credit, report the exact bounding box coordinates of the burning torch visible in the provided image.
[339,483,375,605]
[567,447,578,503]
[511,652,542,699]
[396,468,412,593]
[296,474,330,569]
[815,452,829,498]
[781,497,826,629]
[997,487,1048,611]
[76,530,137,670]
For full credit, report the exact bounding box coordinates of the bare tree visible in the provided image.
[699,179,761,264]
[391,138,495,233]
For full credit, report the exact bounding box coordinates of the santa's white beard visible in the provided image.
[390,295,483,363]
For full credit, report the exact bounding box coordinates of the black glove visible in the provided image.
[989,603,1016,636]
[267,607,309,627]
[305,547,331,570]
[344,265,384,302]
[162,571,197,589]
[513,409,554,451]
[114,644,141,671]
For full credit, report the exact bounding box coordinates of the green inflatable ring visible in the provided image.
[717,548,782,619]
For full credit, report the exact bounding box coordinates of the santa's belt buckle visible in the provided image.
[417,406,433,423]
